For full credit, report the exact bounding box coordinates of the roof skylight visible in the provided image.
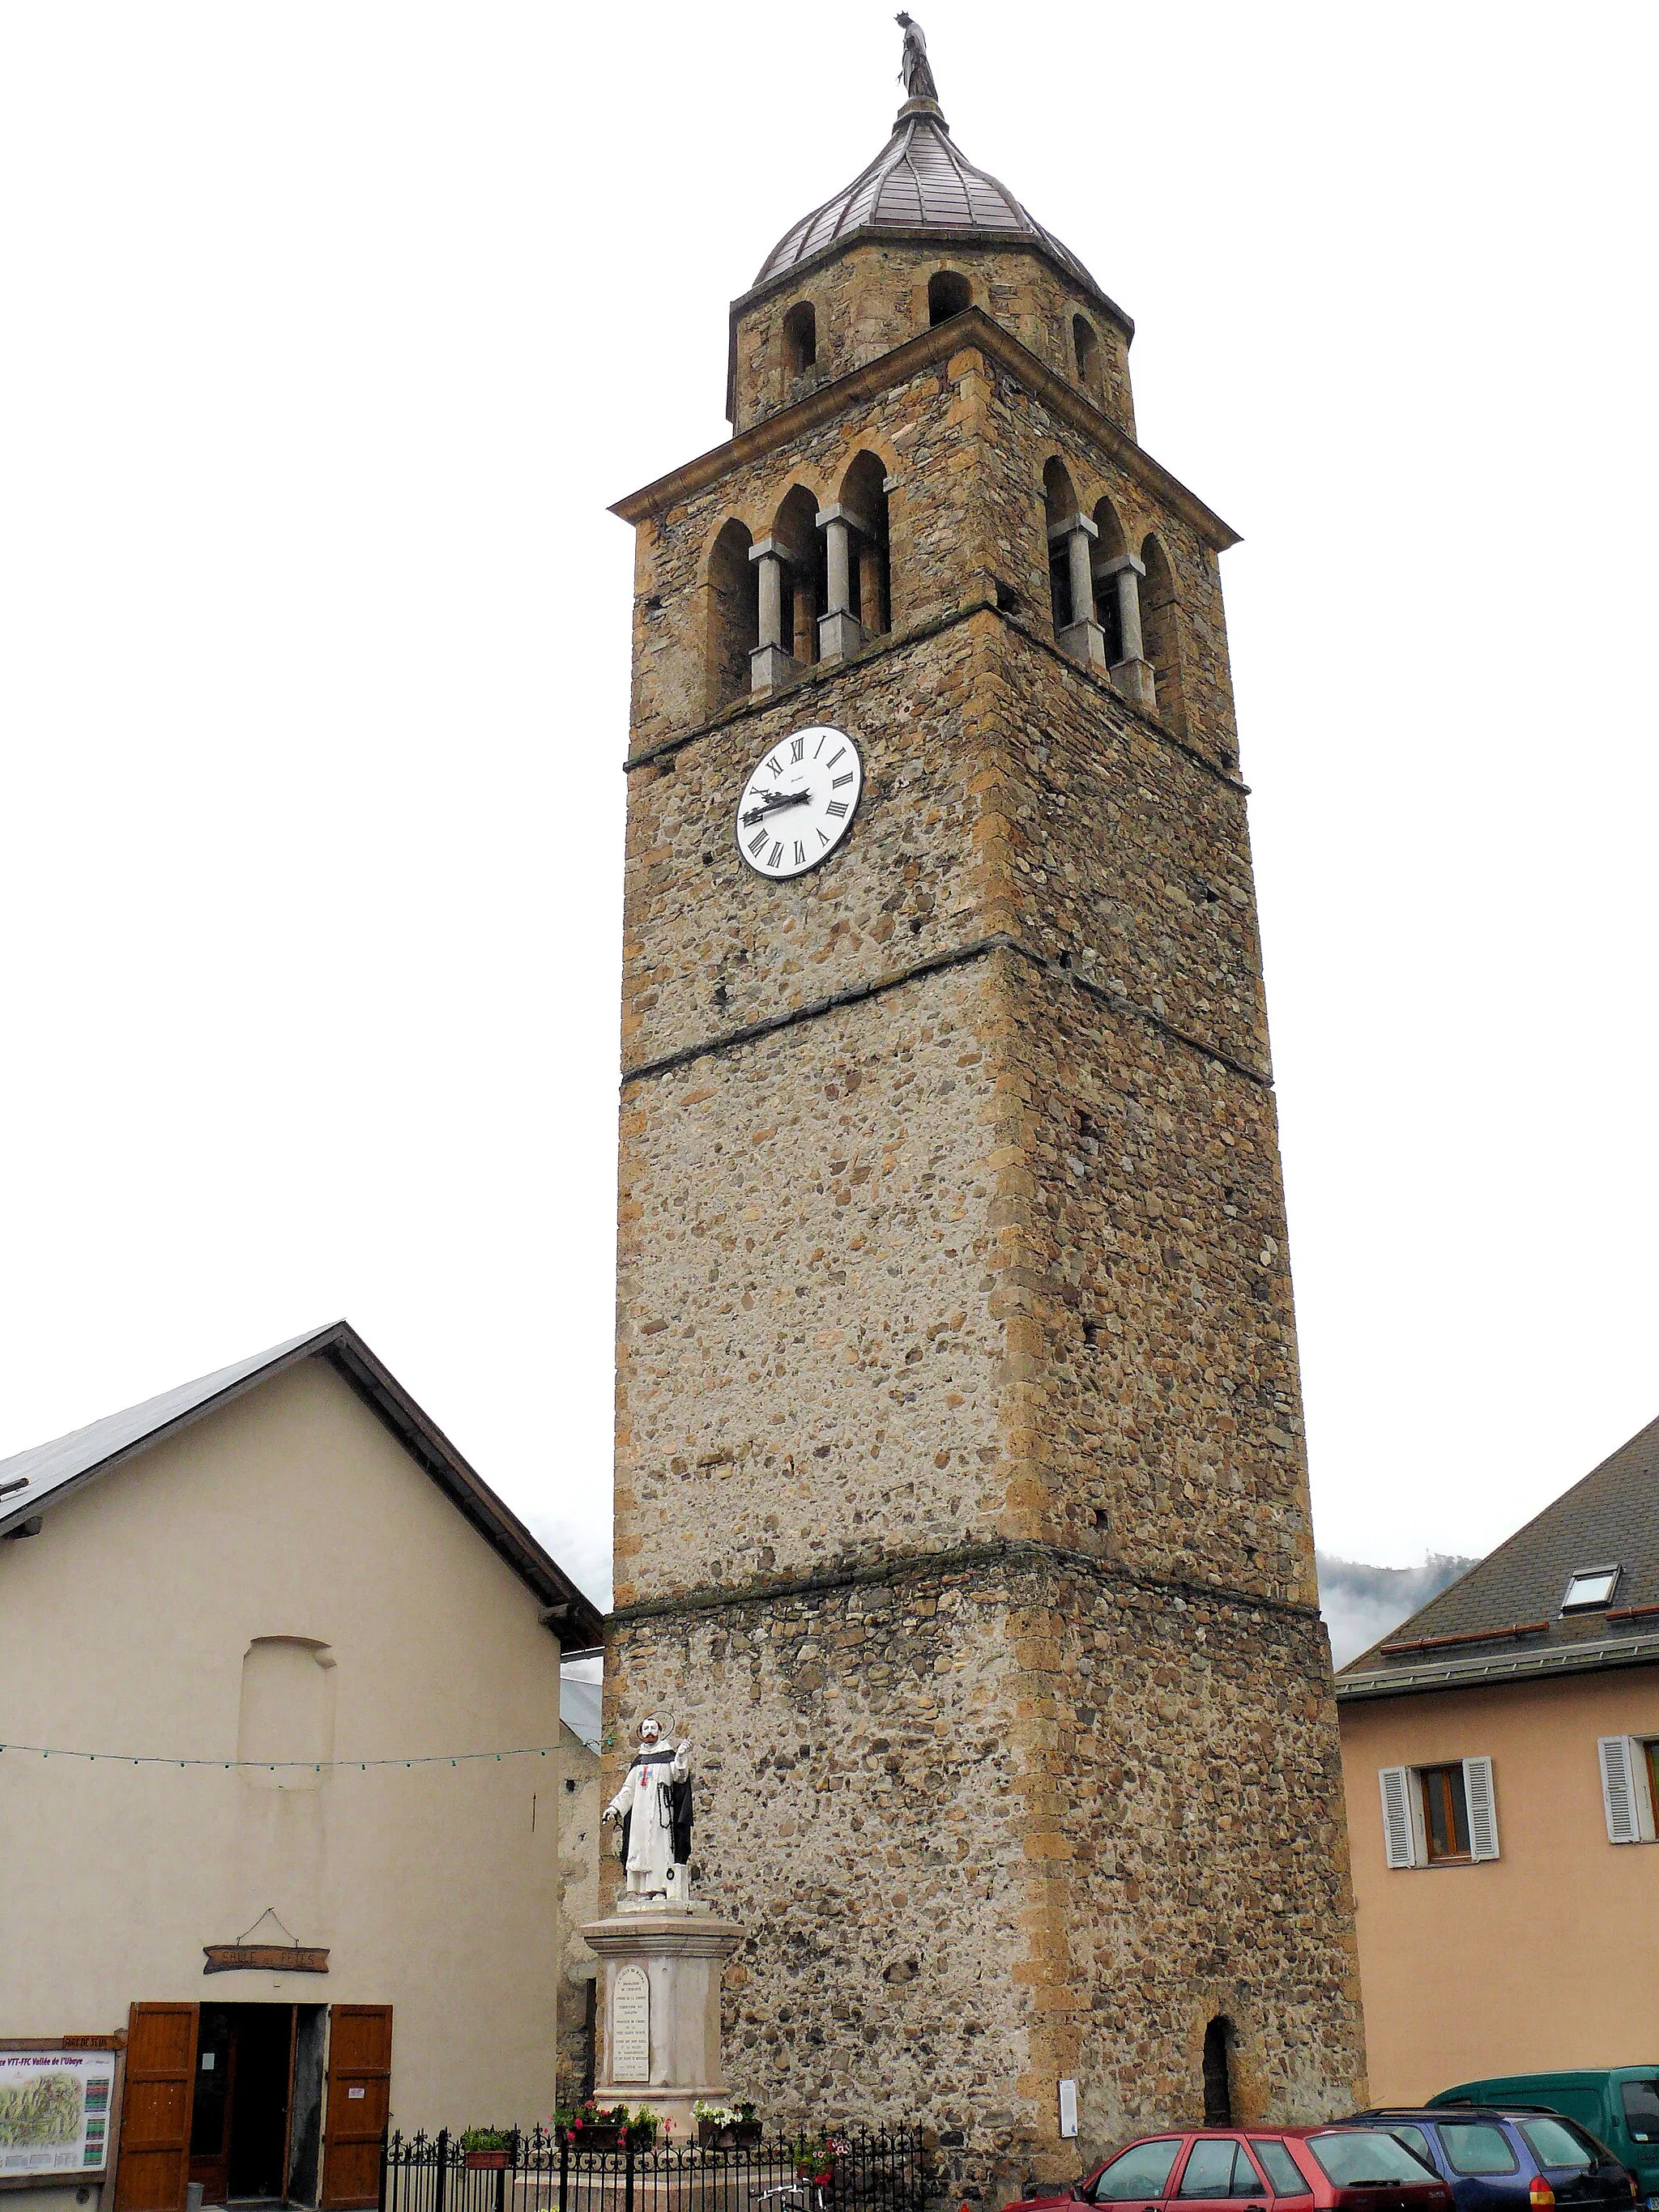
[1561,1566,1620,1613]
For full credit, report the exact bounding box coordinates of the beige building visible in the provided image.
[1337,1413,1659,2100]
[0,1323,602,2212]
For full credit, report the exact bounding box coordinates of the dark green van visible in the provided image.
[1431,2073,1659,2205]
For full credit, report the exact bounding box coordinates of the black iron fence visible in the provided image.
[379,2129,927,2212]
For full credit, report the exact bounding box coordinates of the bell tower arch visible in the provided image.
[606,26,1367,2197]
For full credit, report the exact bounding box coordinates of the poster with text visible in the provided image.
[0,2052,117,2177]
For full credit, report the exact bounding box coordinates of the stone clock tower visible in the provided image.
[604,31,1366,2193]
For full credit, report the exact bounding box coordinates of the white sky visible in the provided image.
[2,2,1654,1615]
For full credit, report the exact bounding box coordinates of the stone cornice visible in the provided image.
[619,929,1273,1093]
[621,600,1248,794]
[610,308,1240,554]
[608,1536,1320,1631]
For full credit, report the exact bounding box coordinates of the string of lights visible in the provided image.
[0,1741,565,1771]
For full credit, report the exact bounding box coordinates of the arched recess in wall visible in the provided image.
[839,450,891,636]
[706,518,758,711]
[1090,496,1129,663]
[1139,533,1187,732]
[1073,315,1101,399]
[1201,2015,1235,2127]
[783,300,817,382]
[1043,458,1081,634]
[928,270,972,325]
[772,485,825,666]
[237,1636,337,1792]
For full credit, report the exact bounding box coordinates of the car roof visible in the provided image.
[1361,2108,1534,2120]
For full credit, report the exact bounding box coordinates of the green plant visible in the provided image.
[625,2108,659,2146]
[458,2129,512,2155]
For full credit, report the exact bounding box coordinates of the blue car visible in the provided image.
[1340,2108,1635,2212]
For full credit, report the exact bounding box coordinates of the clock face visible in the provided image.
[734,726,864,880]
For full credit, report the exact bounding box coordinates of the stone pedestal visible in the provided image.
[580,1902,744,2144]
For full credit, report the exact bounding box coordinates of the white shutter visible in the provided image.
[1599,1737,1654,1843]
[1380,1766,1418,1868]
[1464,1755,1500,1860]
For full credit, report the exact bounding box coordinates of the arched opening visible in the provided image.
[773,485,825,667]
[1043,458,1082,633]
[840,451,890,637]
[706,518,758,710]
[928,270,972,326]
[783,300,817,379]
[1140,533,1186,731]
[1090,496,1130,663]
[1201,2016,1235,2128]
[237,1637,336,1792]
[1073,315,1101,395]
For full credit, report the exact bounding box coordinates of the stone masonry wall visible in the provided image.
[616,965,1007,1609]
[730,238,1134,439]
[607,1549,1363,2195]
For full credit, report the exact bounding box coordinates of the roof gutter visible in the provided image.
[1337,1630,1659,1702]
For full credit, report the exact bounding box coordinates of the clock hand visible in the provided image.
[740,790,812,826]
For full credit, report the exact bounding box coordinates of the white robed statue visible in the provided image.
[602,1716,693,1899]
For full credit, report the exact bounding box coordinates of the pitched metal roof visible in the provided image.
[560,1673,603,1754]
[1337,1410,1659,1700]
[0,1320,604,1648]
[753,99,1101,303]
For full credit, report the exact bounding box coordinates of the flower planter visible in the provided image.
[464,2152,510,2172]
[567,2127,625,2153]
[698,2121,763,2148]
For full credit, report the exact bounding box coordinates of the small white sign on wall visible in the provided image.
[612,1966,650,2084]
[1057,2080,1078,2139]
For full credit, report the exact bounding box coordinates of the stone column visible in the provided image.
[581,1902,745,2145]
[815,503,868,662]
[748,537,800,693]
[1096,551,1156,712]
[1047,514,1107,673]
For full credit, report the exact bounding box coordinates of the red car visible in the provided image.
[1010,2125,1456,2212]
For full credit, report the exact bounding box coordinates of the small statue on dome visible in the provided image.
[895,14,940,105]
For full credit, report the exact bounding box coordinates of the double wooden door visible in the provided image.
[113,2003,391,2212]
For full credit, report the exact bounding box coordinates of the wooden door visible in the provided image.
[114,2004,198,2212]
[319,2007,391,2212]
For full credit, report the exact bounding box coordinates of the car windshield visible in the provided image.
[1439,2126,1519,2178]
[1520,2121,1594,2173]
[1623,2083,1659,2146]
[1306,2133,1440,2186]
[1093,2143,1184,2203]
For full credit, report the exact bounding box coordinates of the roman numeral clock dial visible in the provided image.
[734,726,864,880]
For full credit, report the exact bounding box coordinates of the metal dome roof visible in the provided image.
[754,98,1099,298]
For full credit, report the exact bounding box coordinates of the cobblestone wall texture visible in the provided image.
[608,207,1366,2197]
[730,240,1134,439]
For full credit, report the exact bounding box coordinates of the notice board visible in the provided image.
[0,2051,117,2181]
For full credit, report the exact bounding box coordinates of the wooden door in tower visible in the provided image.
[114,2004,198,2212]
[318,2009,392,2212]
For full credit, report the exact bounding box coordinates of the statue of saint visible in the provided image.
[894,14,940,105]
[602,1716,693,1899]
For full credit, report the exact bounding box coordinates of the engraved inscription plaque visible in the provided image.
[612,1965,650,2082]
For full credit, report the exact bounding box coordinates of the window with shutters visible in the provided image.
[1379,1758,1500,1866]
[1598,1735,1659,1843]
